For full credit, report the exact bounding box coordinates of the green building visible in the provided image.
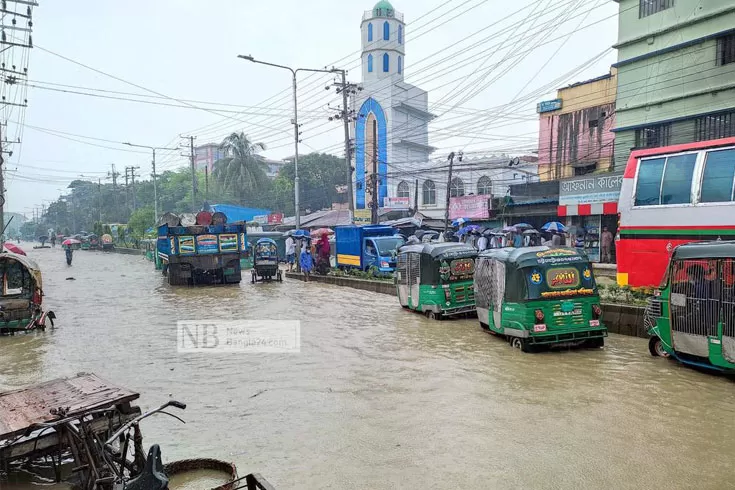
[612,0,735,168]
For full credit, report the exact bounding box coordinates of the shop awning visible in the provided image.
[558,202,617,217]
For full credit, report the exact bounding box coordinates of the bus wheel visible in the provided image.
[649,336,669,358]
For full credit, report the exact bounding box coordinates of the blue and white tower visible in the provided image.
[354,0,435,211]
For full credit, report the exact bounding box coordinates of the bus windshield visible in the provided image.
[524,263,597,300]
[376,237,405,256]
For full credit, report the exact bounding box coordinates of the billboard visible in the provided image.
[449,195,491,220]
[558,172,623,205]
[537,99,563,113]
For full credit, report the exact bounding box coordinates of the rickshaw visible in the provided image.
[475,246,606,352]
[646,241,735,372]
[395,243,477,320]
[251,237,283,283]
[101,233,114,251]
[0,253,55,335]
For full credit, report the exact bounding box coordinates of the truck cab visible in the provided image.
[335,225,404,273]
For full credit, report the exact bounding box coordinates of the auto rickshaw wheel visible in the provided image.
[649,336,669,358]
[585,337,605,349]
[480,322,489,331]
[426,311,442,321]
[510,337,533,352]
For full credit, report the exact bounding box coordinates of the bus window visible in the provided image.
[635,158,665,206]
[701,149,735,203]
[661,154,696,205]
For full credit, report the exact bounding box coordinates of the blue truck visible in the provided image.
[157,219,248,286]
[335,225,405,273]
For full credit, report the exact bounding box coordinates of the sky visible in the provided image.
[3,0,619,217]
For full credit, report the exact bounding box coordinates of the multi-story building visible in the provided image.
[536,69,618,182]
[194,143,224,173]
[612,0,735,167]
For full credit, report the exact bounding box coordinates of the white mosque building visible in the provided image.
[353,0,435,211]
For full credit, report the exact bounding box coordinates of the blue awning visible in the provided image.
[208,204,271,222]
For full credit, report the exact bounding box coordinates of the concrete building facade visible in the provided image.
[612,0,735,168]
[537,69,618,182]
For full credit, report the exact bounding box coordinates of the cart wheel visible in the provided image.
[648,336,669,358]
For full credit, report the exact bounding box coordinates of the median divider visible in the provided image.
[285,271,647,338]
[105,247,146,256]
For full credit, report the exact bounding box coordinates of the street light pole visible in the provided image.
[238,55,343,230]
[123,142,178,223]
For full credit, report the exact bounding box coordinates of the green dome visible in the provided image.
[373,0,395,16]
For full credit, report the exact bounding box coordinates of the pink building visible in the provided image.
[537,69,617,182]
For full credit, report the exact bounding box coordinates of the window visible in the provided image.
[450,177,465,198]
[634,154,697,206]
[696,110,735,141]
[422,180,436,205]
[717,33,735,66]
[398,24,403,44]
[639,0,673,18]
[477,176,492,195]
[588,119,599,129]
[368,23,373,42]
[367,54,373,73]
[398,56,402,74]
[635,123,671,149]
[660,154,696,204]
[700,149,735,203]
[383,21,390,41]
[397,181,410,198]
[574,162,597,176]
[383,53,389,72]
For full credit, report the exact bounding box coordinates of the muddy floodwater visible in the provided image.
[2,245,735,489]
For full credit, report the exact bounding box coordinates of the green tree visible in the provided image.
[275,153,348,213]
[128,207,155,237]
[213,132,268,205]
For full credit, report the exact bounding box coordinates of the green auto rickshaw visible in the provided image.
[395,243,477,320]
[475,246,606,352]
[646,241,735,373]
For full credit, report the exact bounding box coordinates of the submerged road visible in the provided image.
[2,246,735,489]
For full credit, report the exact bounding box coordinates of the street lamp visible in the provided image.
[237,54,343,230]
[123,142,179,223]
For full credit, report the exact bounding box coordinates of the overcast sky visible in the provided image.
[4,0,618,216]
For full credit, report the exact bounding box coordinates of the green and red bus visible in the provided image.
[616,137,735,288]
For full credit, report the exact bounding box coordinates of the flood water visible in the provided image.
[2,245,735,489]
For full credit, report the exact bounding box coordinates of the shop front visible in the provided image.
[557,172,623,263]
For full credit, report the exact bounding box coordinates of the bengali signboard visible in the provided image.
[196,234,219,254]
[537,98,563,113]
[353,209,372,224]
[253,215,268,225]
[559,172,624,205]
[383,196,410,210]
[449,195,491,220]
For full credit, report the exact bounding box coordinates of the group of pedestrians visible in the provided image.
[285,233,331,281]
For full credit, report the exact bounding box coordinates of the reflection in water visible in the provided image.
[2,245,735,489]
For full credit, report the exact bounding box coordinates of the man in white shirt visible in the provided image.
[477,234,488,251]
[285,236,296,271]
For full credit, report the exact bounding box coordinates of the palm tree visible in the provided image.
[214,132,267,205]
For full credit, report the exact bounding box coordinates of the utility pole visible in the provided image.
[444,152,456,236]
[107,164,119,223]
[329,71,360,213]
[413,179,419,214]
[124,167,130,211]
[181,135,198,212]
[238,55,345,229]
[128,166,140,211]
[123,143,178,223]
[204,167,209,200]
[371,119,378,225]
[0,0,35,246]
